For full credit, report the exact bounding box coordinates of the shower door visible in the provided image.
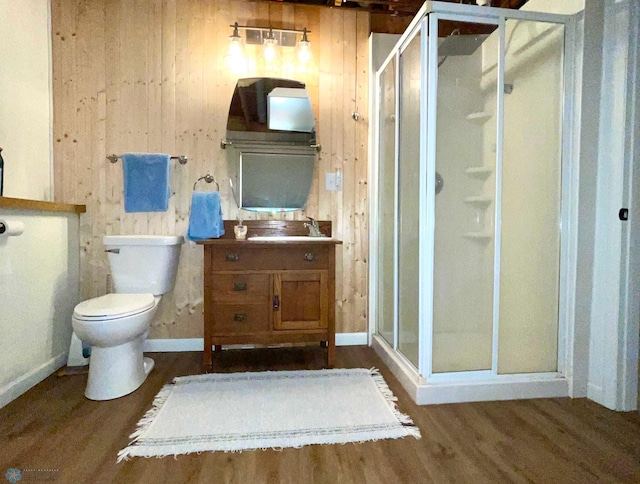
[375,56,397,349]
[430,17,500,374]
[428,15,565,376]
[374,22,426,369]
[397,26,424,368]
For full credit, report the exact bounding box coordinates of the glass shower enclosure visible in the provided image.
[370,1,576,404]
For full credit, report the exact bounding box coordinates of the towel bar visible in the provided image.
[107,154,188,165]
[193,174,219,191]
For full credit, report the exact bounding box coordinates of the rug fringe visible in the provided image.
[368,368,421,440]
[116,384,173,463]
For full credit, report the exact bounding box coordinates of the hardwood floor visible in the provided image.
[1,346,640,483]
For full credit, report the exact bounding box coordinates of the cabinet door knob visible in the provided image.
[304,252,315,262]
[233,312,247,322]
[273,295,280,310]
[226,252,239,262]
[233,282,247,292]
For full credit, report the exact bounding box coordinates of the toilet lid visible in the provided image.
[73,293,156,320]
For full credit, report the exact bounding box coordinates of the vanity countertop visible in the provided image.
[196,220,340,245]
[197,237,342,246]
[0,196,86,214]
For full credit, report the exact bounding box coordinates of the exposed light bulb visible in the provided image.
[262,29,280,71]
[295,28,313,71]
[224,23,247,74]
[263,37,278,63]
[296,40,311,64]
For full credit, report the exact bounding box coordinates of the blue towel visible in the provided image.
[187,191,225,241]
[122,153,171,212]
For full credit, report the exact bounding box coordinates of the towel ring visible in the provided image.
[193,174,219,191]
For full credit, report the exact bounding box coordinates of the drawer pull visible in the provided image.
[226,253,239,262]
[273,295,280,310]
[233,312,247,322]
[233,282,247,292]
[303,252,315,262]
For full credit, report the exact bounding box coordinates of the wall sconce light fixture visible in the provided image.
[226,23,313,72]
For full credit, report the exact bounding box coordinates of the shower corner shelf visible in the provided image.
[465,112,492,124]
[463,232,493,241]
[463,196,492,207]
[465,166,493,179]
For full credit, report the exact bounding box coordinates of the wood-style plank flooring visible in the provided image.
[1,346,640,483]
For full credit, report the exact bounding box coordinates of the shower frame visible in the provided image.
[368,1,579,404]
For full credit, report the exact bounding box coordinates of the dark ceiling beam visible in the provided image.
[249,0,530,34]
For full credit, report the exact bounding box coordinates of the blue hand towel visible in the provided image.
[122,153,171,212]
[187,191,225,241]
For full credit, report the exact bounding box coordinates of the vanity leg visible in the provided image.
[203,339,212,372]
[327,338,335,368]
[214,345,222,352]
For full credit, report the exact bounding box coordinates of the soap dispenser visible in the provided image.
[234,211,247,240]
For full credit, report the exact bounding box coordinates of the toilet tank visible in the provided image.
[103,235,184,295]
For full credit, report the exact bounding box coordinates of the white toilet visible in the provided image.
[72,235,184,400]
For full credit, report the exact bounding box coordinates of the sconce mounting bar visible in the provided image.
[230,24,311,35]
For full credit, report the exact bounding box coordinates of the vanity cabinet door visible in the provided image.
[273,271,328,331]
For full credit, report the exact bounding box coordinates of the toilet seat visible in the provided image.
[73,293,156,321]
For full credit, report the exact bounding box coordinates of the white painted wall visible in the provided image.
[0,0,53,200]
[522,0,584,15]
[0,210,80,408]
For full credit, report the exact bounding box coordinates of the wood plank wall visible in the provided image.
[51,0,370,338]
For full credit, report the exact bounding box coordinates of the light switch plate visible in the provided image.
[326,173,337,191]
[326,171,343,191]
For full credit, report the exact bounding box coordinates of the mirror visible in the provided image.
[225,78,318,212]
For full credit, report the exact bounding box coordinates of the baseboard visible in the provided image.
[143,333,368,353]
[336,332,368,346]
[144,338,204,352]
[586,382,614,409]
[0,352,67,410]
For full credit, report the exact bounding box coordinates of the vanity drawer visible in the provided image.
[211,304,270,334]
[212,273,270,303]
[211,247,329,271]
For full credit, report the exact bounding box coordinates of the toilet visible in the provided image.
[72,235,184,400]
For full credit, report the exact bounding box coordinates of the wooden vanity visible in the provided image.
[198,220,341,370]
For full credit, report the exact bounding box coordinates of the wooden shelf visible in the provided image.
[0,196,86,214]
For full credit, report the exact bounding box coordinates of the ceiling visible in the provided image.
[263,0,528,17]
[252,0,530,33]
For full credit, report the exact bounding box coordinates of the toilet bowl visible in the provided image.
[72,235,183,401]
[72,294,160,400]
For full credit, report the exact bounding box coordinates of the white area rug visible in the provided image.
[117,368,420,460]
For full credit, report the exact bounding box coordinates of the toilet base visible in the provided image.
[85,336,153,401]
